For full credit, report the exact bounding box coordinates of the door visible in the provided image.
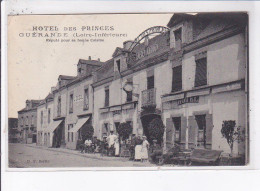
[195,115,206,148]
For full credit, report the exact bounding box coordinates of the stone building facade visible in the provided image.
[36,93,54,147]
[92,13,248,157]
[18,100,42,144]
[25,13,248,159]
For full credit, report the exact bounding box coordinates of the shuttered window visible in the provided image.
[172,65,182,92]
[195,57,207,87]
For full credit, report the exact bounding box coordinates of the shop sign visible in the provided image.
[112,110,121,116]
[177,96,199,105]
[136,44,159,60]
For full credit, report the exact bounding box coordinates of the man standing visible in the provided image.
[129,134,137,160]
[107,130,117,156]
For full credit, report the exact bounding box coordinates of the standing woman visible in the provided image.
[114,137,120,157]
[141,136,150,162]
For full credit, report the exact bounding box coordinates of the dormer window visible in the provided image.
[78,68,82,74]
[116,59,121,72]
[174,28,182,50]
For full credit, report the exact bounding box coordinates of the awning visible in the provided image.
[45,120,63,133]
[68,116,90,133]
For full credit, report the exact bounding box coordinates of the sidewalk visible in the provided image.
[24,143,149,164]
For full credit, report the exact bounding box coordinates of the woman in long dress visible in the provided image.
[141,136,150,162]
[114,138,120,157]
[134,136,143,161]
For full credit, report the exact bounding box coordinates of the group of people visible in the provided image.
[129,134,150,162]
[79,130,163,163]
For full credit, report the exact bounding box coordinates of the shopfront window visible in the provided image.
[195,114,206,148]
[172,117,181,143]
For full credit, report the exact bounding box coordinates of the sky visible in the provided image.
[8,14,172,118]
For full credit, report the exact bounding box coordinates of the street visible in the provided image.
[8,143,155,168]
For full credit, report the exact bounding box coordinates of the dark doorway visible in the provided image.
[140,113,162,144]
[195,114,206,148]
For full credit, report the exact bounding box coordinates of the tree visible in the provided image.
[221,120,245,156]
[117,122,133,142]
[147,118,165,144]
[82,124,94,141]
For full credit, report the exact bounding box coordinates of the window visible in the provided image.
[31,115,34,125]
[21,117,23,126]
[41,111,43,125]
[84,88,89,110]
[48,108,51,124]
[195,57,207,87]
[126,91,133,102]
[78,68,82,74]
[68,125,70,142]
[105,87,109,107]
[69,94,73,113]
[116,60,121,72]
[172,65,182,92]
[195,115,206,147]
[172,117,181,143]
[174,28,182,50]
[71,132,74,142]
[147,75,154,90]
[57,96,61,116]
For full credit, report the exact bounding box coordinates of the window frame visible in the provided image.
[194,57,207,87]
[104,87,110,107]
[172,117,181,143]
[172,65,182,92]
[83,88,89,110]
[69,93,74,113]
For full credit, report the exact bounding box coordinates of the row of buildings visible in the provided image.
[17,13,248,159]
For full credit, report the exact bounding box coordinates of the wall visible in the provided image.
[182,33,245,91]
[36,101,54,146]
[53,88,67,118]
[66,77,93,149]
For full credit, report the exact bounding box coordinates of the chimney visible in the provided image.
[89,56,91,60]
[98,58,100,62]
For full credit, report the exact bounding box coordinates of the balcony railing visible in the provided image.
[141,88,156,108]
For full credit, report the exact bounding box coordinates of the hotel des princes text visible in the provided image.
[17,13,249,164]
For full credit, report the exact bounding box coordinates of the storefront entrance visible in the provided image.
[140,108,162,144]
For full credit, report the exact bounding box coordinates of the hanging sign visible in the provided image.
[177,96,199,105]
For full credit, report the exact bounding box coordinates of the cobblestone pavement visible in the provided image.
[8,143,156,168]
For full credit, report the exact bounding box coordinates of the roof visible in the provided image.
[58,75,76,81]
[18,99,43,113]
[95,58,114,82]
[78,59,104,66]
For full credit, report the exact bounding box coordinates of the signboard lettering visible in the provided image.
[177,96,199,105]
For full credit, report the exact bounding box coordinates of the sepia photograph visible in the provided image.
[7,12,249,168]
